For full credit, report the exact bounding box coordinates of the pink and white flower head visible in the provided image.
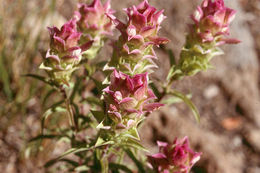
[107,0,169,75]
[118,0,168,46]
[47,19,82,62]
[41,19,85,84]
[148,137,202,173]
[103,70,163,129]
[75,0,115,43]
[191,0,240,45]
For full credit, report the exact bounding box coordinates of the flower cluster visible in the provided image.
[35,0,242,172]
[40,19,83,84]
[171,0,240,79]
[106,0,168,75]
[191,0,239,45]
[75,0,115,59]
[148,137,201,173]
[103,70,163,129]
[40,0,114,85]
[102,0,168,131]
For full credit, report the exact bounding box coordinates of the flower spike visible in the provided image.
[106,0,169,75]
[40,19,83,85]
[75,0,115,59]
[168,0,240,80]
[103,70,163,129]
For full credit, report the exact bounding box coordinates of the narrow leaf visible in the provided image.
[45,142,114,167]
[43,89,56,107]
[29,134,62,142]
[170,90,200,123]
[124,149,145,173]
[149,83,161,99]
[44,148,91,167]
[109,163,133,173]
[75,165,90,171]
[41,106,67,134]
[123,127,140,141]
[0,52,13,100]
[168,49,176,66]
[91,110,105,123]
[90,77,106,94]
[121,139,148,152]
[70,76,83,102]
[162,94,192,104]
[24,74,48,85]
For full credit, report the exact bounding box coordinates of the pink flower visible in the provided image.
[190,0,240,45]
[41,19,88,84]
[103,70,163,129]
[148,137,201,173]
[117,0,168,45]
[107,0,169,75]
[47,19,82,63]
[75,0,115,40]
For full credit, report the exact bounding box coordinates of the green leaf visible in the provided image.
[75,165,90,171]
[149,83,161,99]
[95,61,108,70]
[96,120,111,130]
[123,127,140,141]
[59,159,79,167]
[43,89,56,107]
[167,66,182,81]
[95,137,105,147]
[41,106,67,134]
[44,148,92,167]
[101,156,109,173]
[70,76,83,102]
[168,49,176,66]
[85,97,103,106]
[29,134,62,142]
[169,90,200,123]
[23,74,49,85]
[166,65,176,81]
[161,93,192,104]
[124,149,145,173]
[45,142,114,168]
[0,53,13,101]
[90,77,106,94]
[121,139,148,152]
[109,163,133,173]
[91,110,105,123]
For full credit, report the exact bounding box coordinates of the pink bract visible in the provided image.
[75,0,115,38]
[191,0,240,44]
[117,0,168,45]
[103,70,163,129]
[47,19,82,62]
[148,137,201,173]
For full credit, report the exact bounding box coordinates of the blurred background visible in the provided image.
[0,0,260,172]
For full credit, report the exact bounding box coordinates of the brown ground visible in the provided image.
[0,0,260,172]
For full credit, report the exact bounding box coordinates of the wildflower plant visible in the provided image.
[27,0,239,172]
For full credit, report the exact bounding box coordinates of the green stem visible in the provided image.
[65,98,76,129]
[60,86,78,131]
[117,149,125,164]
